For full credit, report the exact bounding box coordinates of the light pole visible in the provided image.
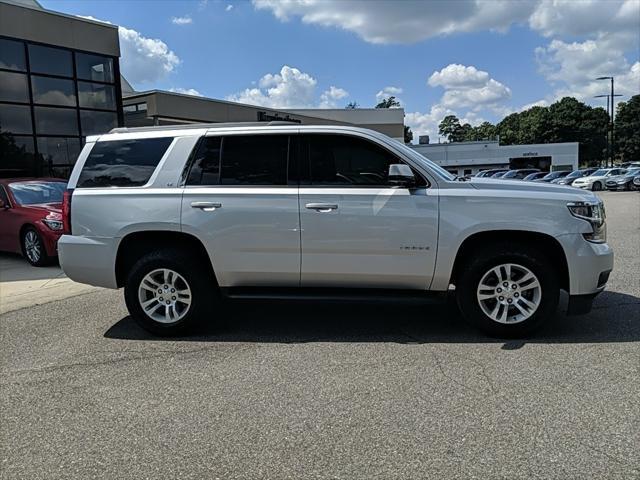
[596,76,615,167]
[594,93,622,167]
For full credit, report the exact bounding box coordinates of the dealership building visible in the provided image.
[1,0,579,180]
[410,139,579,176]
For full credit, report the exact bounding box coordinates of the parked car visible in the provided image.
[0,178,67,266]
[500,169,541,180]
[58,123,613,338]
[633,174,640,190]
[571,168,627,191]
[537,170,571,183]
[475,169,508,178]
[523,172,548,181]
[554,168,599,185]
[620,161,640,168]
[491,171,509,178]
[605,167,640,191]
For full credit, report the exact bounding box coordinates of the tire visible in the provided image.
[592,181,602,191]
[124,248,216,336]
[21,227,51,267]
[456,243,560,338]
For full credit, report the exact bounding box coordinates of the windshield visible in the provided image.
[9,182,67,205]
[566,170,583,179]
[392,141,455,181]
[502,170,519,178]
[624,168,640,177]
[591,169,610,177]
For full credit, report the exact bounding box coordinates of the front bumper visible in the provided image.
[557,233,614,296]
[605,183,628,191]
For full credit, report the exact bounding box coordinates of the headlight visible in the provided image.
[567,201,606,243]
[42,219,64,231]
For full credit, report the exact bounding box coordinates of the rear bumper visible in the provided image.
[58,235,118,289]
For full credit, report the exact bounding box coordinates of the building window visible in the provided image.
[80,110,118,136]
[28,44,73,77]
[0,71,30,103]
[0,36,123,178]
[0,38,26,71]
[78,82,116,110]
[34,106,79,136]
[76,53,114,83]
[31,76,77,107]
[0,104,32,134]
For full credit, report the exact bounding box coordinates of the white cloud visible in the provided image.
[529,0,639,47]
[428,64,511,110]
[375,86,403,104]
[78,16,180,86]
[226,4,234,11]
[319,86,349,108]
[536,37,640,104]
[227,65,349,109]
[253,0,535,44]
[171,15,193,25]
[169,87,203,96]
[428,64,489,89]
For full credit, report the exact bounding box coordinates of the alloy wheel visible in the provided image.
[476,263,542,324]
[137,268,192,324]
[24,231,41,263]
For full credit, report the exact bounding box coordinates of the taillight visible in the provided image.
[62,189,73,234]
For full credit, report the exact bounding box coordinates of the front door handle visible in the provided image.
[305,203,338,212]
[191,201,222,211]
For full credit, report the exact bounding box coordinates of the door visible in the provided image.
[0,185,22,253]
[181,134,300,287]
[298,134,438,289]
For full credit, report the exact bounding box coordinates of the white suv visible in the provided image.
[58,123,613,337]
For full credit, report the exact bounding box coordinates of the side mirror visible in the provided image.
[388,164,416,187]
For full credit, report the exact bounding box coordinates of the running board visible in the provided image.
[220,287,448,304]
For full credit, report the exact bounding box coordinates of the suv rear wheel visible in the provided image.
[124,248,214,336]
[456,243,559,338]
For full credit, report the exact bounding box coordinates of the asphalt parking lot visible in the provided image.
[1,191,638,479]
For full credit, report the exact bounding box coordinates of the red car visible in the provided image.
[0,178,68,266]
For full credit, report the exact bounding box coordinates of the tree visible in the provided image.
[345,101,359,109]
[494,97,608,166]
[404,125,413,144]
[438,115,461,141]
[375,96,401,109]
[615,95,640,163]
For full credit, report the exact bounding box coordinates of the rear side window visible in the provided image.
[77,137,173,188]
[221,135,288,185]
[186,134,289,186]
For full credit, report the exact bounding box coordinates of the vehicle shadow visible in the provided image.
[104,290,640,346]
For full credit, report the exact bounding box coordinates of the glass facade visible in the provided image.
[0,36,123,178]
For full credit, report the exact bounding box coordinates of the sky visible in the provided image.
[42,0,640,141]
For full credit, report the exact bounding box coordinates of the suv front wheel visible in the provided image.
[456,243,559,337]
[124,248,214,336]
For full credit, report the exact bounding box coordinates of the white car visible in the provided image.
[58,123,613,338]
[572,168,626,191]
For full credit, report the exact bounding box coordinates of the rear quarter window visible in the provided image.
[76,137,173,188]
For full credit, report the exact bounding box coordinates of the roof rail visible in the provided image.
[109,120,301,134]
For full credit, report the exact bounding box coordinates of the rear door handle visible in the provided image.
[305,203,338,212]
[191,201,222,211]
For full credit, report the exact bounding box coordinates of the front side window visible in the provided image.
[9,181,66,205]
[220,135,289,185]
[304,134,417,186]
[77,137,173,188]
